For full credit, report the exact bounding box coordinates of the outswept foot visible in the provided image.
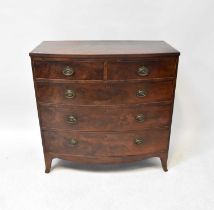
[160,153,168,172]
[44,153,53,173]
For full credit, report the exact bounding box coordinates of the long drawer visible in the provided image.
[39,103,172,131]
[36,80,174,105]
[43,129,169,156]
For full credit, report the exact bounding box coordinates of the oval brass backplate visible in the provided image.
[63,66,74,76]
[68,138,78,146]
[135,138,144,145]
[137,66,149,76]
[67,115,77,124]
[65,89,75,99]
[135,114,145,123]
[137,89,147,97]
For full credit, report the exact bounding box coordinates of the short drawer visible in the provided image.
[36,80,174,105]
[40,103,172,131]
[34,61,104,80]
[107,58,177,80]
[43,129,169,156]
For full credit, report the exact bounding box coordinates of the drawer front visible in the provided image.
[107,58,177,80]
[43,129,169,156]
[36,80,174,105]
[34,61,104,80]
[40,104,172,131]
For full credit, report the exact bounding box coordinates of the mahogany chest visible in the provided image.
[30,41,180,173]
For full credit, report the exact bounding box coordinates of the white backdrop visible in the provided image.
[0,0,214,210]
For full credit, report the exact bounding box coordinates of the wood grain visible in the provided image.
[39,103,172,131]
[30,41,180,58]
[43,129,169,156]
[34,61,103,80]
[36,80,174,105]
[107,57,177,80]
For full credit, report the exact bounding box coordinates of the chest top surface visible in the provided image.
[29,40,180,58]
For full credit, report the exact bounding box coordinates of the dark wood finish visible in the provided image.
[44,153,170,173]
[30,41,180,173]
[43,129,169,156]
[34,61,104,80]
[44,152,53,173]
[39,103,172,131]
[30,41,179,58]
[107,58,177,80]
[36,80,174,105]
[160,152,168,172]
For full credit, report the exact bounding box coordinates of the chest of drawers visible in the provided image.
[30,41,180,173]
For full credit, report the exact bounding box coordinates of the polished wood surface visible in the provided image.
[36,80,174,105]
[107,57,177,80]
[39,103,172,131]
[30,41,180,58]
[34,61,103,80]
[43,129,169,156]
[30,40,180,173]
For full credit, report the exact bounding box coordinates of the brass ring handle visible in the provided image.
[135,138,144,145]
[68,138,78,146]
[137,66,149,76]
[134,138,144,145]
[65,89,75,99]
[136,114,145,123]
[67,115,77,124]
[63,66,74,76]
[137,89,147,97]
